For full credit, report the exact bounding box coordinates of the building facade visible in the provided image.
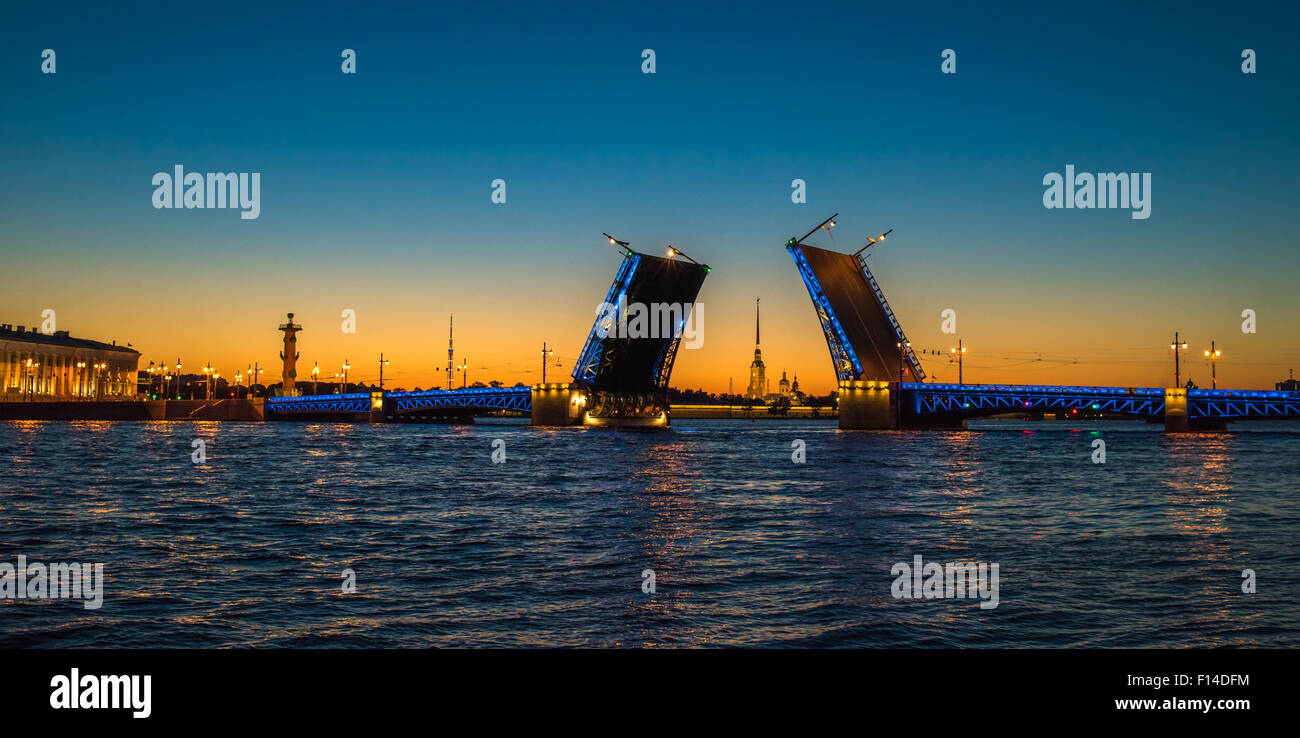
[0,323,141,400]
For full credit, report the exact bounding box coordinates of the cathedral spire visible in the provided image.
[746,297,766,399]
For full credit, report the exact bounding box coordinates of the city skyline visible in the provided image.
[3,2,1298,395]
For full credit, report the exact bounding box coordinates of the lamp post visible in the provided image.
[1204,341,1221,390]
[378,354,390,390]
[94,362,107,401]
[24,358,38,401]
[78,360,88,398]
[312,362,320,395]
[342,360,350,393]
[235,371,243,398]
[458,358,468,389]
[853,228,894,259]
[541,343,553,383]
[1170,333,1188,389]
[895,341,910,384]
[950,340,966,385]
[665,245,708,270]
[202,362,214,400]
[174,359,182,399]
[895,340,910,424]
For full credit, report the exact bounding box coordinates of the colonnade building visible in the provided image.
[0,323,141,400]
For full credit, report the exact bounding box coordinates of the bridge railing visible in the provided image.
[901,382,1166,418]
[264,392,375,414]
[1188,388,1300,419]
[572,252,640,384]
[387,386,531,413]
[855,254,925,381]
[789,247,863,382]
[901,383,1300,421]
[905,383,1164,395]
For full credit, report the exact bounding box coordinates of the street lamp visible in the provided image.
[312,362,320,395]
[23,358,38,401]
[895,341,911,384]
[378,354,390,390]
[1170,333,1188,388]
[77,360,88,398]
[950,340,967,385]
[853,228,894,259]
[246,363,264,397]
[790,213,838,248]
[174,359,182,399]
[603,232,632,257]
[202,362,214,400]
[94,362,107,401]
[341,360,351,392]
[458,358,468,389]
[541,343,553,383]
[1204,342,1222,390]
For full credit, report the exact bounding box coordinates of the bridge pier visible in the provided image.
[530,383,671,427]
[530,383,586,426]
[1163,388,1227,432]
[837,380,896,430]
[838,380,968,430]
[1163,388,1189,432]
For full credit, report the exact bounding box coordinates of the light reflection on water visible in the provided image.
[0,418,1297,648]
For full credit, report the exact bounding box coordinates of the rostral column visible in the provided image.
[278,312,302,396]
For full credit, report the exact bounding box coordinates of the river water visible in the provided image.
[1,418,1296,647]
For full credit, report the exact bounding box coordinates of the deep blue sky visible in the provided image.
[2,1,1297,391]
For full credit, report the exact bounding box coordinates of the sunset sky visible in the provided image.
[2,2,1298,395]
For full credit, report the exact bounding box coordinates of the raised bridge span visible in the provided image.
[265,246,708,426]
[787,216,1300,432]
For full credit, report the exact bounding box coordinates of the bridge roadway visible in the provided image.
[264,387,532,421]
[904,383,1300,423]
[263,383,1300,426]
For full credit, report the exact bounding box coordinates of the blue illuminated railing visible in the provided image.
[1188,389,1300,419]
[855,254,924,381]
[573,252,641,384]
[789,246,863,382]
[901,383,1300,421]
[903,383,1167,417]
[388,387,531,413]
[265,388,533,416]
[264,393,373,414]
